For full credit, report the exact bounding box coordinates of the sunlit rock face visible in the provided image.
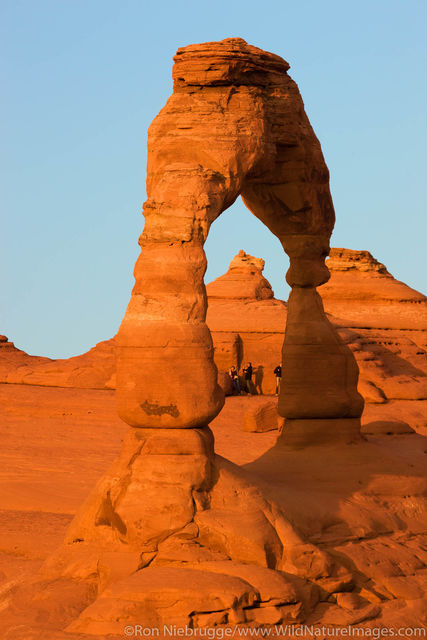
[207,249,274,301]
[322,248,427,423]
[115,37,362,433]
[2,39,427,637]
[323,247,427,330]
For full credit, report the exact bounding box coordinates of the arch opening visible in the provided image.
[204,196,290,302]
[115,37,364,441]
[204,196,290,396]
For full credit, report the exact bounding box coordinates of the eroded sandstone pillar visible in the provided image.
[277,235,364,446]
[116,237,223,429]
[115,39,273,429]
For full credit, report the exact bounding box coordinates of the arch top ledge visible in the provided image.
[172,38,290,89]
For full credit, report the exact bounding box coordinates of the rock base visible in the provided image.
[278,418,362,448]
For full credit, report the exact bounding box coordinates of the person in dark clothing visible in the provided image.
[243,362,254,394]
[274,363,282,395]
[228,366,241,395]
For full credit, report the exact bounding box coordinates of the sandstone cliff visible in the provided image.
[322,249,427,433]
[323,247,427,333]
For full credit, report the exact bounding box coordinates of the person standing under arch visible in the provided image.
[243,362,254,395]
[228,366,241,395]
[274,363,282,396]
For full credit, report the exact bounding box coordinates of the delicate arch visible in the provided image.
[116,38,363,434]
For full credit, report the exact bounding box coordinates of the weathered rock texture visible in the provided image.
[3,40,425,636]
[323,248,427,331]
[208,249,426,433]
[242,397,284,433]
[51,36,362,629]
[208,249,274,301]
[115,37,362,438]
[0,335,51,378]
[1,383,426,636]
[322,249,427,434]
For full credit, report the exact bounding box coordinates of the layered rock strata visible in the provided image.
[323,249,427,422]
[323,248,427,332]
[115,37,363,438]
[207,249,427,434]
[2,39,375,632]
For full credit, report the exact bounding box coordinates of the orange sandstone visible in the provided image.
[1,39,426,636]
[115,37,363,438]
[51,37,362,629]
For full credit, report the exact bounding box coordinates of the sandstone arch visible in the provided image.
[116,37,364,436]
[34,40,368,631]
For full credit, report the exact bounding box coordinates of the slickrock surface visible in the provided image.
[322,249,427,432]
[1,39,426,636]
[0,335,116,389]
[0,385,426,636]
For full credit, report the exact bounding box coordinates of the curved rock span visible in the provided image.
[8,39,420,635]
[116,37,363,436]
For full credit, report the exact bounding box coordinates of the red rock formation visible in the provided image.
[323,248,427,332]
[2,382,426,634]
[0,250,286,397]
[242,397,283,433]
[2,248,426,435]
[322,249,427,432]
[208,249,427,433]
[208,249,274,301]
[0,335,116,389]
[3,40,426,635]
[0,335,51,376]
[1,39,368,633]
[115,37,362,439]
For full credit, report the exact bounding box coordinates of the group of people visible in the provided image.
[228,362,282,396]
[228,362,253,395]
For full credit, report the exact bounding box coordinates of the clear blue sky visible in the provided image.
[1,0,426,358]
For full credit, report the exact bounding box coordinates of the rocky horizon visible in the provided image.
[2,245,426,437]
